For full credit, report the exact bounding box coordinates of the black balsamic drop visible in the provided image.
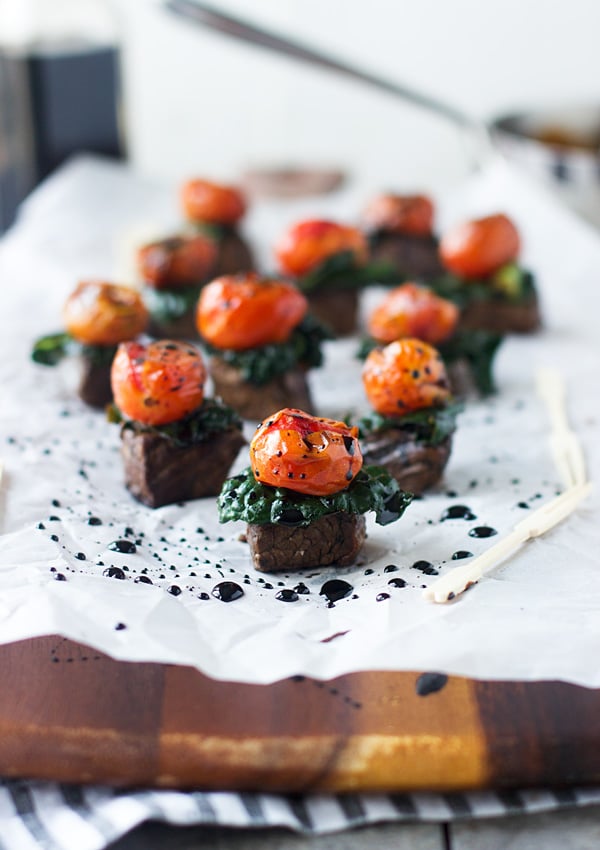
[383,564,398,573]
[293,582,310,594]
[416,672,448,696]
[75,552,86,561]
[388,577,407,588]
[319,579,353,605]
[469,526,497,538]
[517,501,530,509]
[88,516,102,526]
[167,585,182,596]
[376,592,390,601]
[441,505,476,521]
[103,567,126,579]
[54,573,66,581]
[275,589,299,603]
[411,560,438,576]
[212,581,244,602]
[108,539,137,555]
[452,550,473,560]
[199,592,210,600]
[135,575,153,585]
[114,622,127,631]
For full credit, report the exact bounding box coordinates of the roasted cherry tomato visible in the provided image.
[368,282,459,345]
[181,178,246,225]
[362,193,434,236]
[137,235,217,289]
[439,213,520,279]
[362,339,450,416]
[196,273,307,351]
[275,219,368,277]
[250,408,363,496]
[63,281,148,346]
[111,340,206,426]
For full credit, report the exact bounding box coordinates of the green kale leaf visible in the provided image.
[32,332,75,366]
[114,397,242,448]
[204,314,330,386]
[430,264,536,308]
[298,251,402,293]
[357,403,462,447]
[356,329,502,396]
[32,333,116,368]
[143,284,202,324]
[439,330,503,396]
[218,465,412,527]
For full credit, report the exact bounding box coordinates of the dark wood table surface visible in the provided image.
[0,635,599,791]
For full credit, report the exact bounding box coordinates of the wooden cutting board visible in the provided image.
[0,635,598,792]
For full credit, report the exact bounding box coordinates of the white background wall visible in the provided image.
[114,0,600,192]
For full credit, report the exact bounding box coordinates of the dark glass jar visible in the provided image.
[0,0,126,231]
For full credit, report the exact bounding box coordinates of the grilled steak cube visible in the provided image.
[78,358,113,409]
[369,231,445,281]
[247,511,367,572]
[361,428,452,495]
[459,296,541,334]
[215,230,254,276]
[305,289,359,337]
[209,356,314,422]
[121,425,245,509]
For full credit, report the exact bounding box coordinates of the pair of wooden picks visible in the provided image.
[424,368,591,603]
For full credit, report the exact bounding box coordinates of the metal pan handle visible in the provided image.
[164,0,492,168]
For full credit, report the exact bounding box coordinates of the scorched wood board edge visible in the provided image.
[0,636,598,792]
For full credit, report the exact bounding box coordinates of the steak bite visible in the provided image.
[362,282,503,397]
[121,422,244,509]
[78,356,115,409]
[209,356,312,422]
[275,219,369,336]
[137,233,218,340]
[437,213,541,334]
[459,295,541,334]
[218,408,412,573]
[111,340,243,507]
[31,280,148,409]
[247,512,366,572]
[360,428,452,496]
[181,178,255,277]
[362,193,444,282]
[368,231,445,282]
[197,273,327,421]
[360,339,458,494]
[301,288,359,338]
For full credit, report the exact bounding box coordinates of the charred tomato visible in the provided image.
[250,408,363,496]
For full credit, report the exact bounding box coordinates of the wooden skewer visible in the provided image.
[424,369,589,604]
[423,483,592,603]
[537,368,587,487]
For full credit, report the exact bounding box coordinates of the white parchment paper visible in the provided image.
[0,155,598,685]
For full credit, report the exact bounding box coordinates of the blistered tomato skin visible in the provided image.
[137,235,217,289]
[439,213,520,279]
[196,273,307,351]
[276,220,368,277]
[111,340,206,426]
[362,339,451,416]
[250,408,363,496]
[181,179,246,226]
[362,194,434,236]
[63,281,148,346]
[368,283,459,345]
